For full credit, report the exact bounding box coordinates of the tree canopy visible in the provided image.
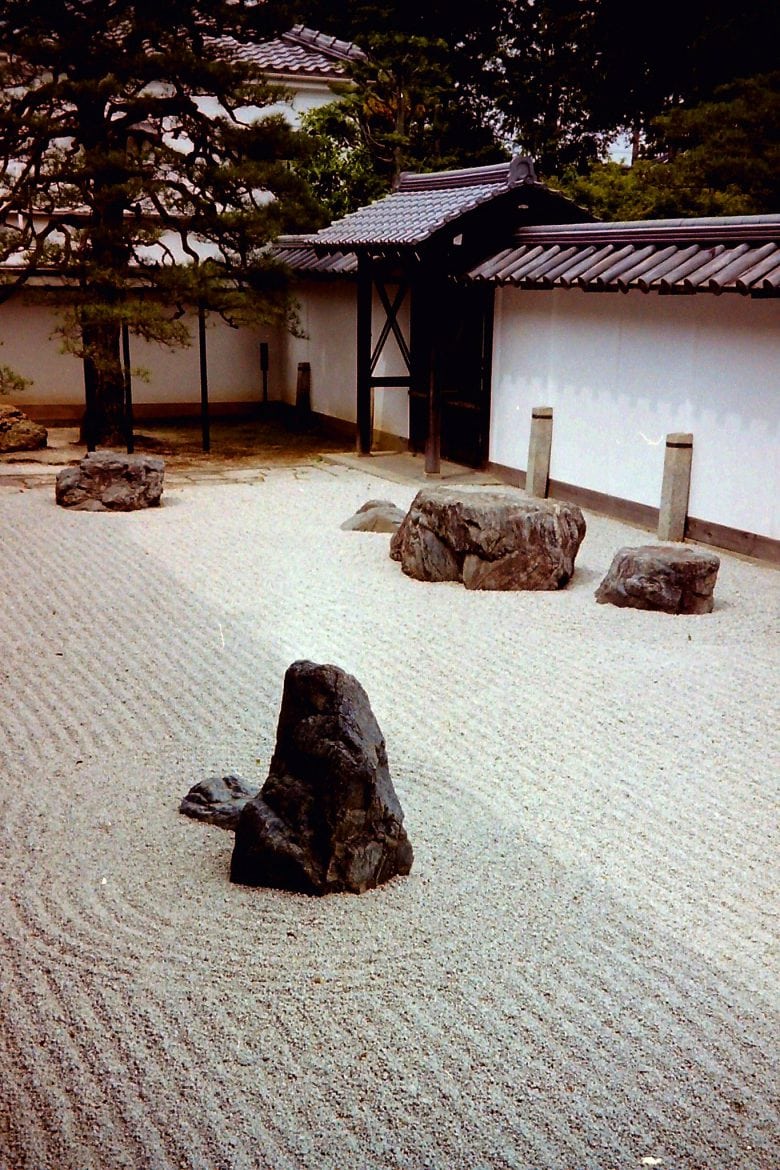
[0,0,321,443]
[282,0,779,219]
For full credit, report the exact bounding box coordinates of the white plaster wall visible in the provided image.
[491,287,780,540]
[197,80,342,128]
[0,296,281,408]
[283,281,356,418]
[262,81,347,124]
[0,298,84,399]
[284,279,410,441]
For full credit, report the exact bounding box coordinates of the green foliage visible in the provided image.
[297,104,388,219]
[0,365,32,396]
[0,0,321,441]
[278,1,508,187]
[282,0,779,200]
[557,75,780,220]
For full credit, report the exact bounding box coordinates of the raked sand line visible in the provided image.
[0,467,778,1170]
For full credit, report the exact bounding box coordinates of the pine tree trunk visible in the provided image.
[79,319,126,447]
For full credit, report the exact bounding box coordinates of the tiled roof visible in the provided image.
[466,216,780,295]
[305,158,543,250]
[208,25,364,80]
[275,238,357,275]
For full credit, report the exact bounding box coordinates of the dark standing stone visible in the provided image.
[180,775,259,830]
[390,487,586,590]
[595,545,720,614]
[340,499,406,533]
[231,661,413,895]
[0,404,47,453]
[55,451,164,511]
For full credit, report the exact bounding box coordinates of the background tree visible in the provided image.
[277,0,508,211]
[560,74,780,221]
[0,0,322,445]
[270,0,780,218]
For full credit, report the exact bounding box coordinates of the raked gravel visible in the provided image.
[0,464,778,1170]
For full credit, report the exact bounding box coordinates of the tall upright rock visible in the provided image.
[231,661,413,895]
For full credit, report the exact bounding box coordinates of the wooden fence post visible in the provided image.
[295,361,312,430]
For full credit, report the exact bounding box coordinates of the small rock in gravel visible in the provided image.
[180,774,259,830]
[340,499,406,533]
[0,403,47,452]
[56,451,164,511]
[595,544,720,614]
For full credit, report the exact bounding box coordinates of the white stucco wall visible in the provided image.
[282,278,410,441]
[196,78,343,128]
[490,287,780,540]
[0,295,281,411]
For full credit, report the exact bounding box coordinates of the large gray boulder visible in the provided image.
[340,499,406,533]
[180,775,259,830]
[56,451,164,511]
[390,487,586,590]
[0,403,47,453]
[595,545,720,615]
[231,661,413,895]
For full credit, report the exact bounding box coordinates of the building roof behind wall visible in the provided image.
[466,215,780,296]
[209,25,364,80]
[301,157,587,252]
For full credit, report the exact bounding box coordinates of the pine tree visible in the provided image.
[0,0,321,444]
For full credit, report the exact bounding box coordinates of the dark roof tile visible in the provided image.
[299,158,542,250]
[207,25,363,80]
[467,216,780,295]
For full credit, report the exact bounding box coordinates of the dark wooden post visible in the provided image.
[122,321,134,455]
[259,341,269,406]
[82,355,97,452]
[422,276,441,476]
[424,363,441,475]
[198,302,210,454]
[356,253,372,455]
[295,361,312,430]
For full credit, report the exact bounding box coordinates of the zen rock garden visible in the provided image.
[340,487,720,611]
[56,451,164,511]
[182,660,414,896]
[390,487,586,590]
[176,495,723,901]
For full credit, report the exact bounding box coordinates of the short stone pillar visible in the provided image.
[658,432,693,541]
[526,406,553,498]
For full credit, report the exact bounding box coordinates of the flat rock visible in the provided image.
[0,403,47,453]
[180,775,259,830]
[390,488,586,590]
[231,660,413,895]
[341,499,406,533]
[595,545,720,614]
[56,451,164,511]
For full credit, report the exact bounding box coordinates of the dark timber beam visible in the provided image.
[356,254,373,455]
[421,275,441,476]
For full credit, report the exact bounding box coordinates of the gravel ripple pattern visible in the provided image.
[0,466,778,1170]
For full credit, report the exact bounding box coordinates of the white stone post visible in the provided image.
[526,406,553,497]
[658,432,693,542]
